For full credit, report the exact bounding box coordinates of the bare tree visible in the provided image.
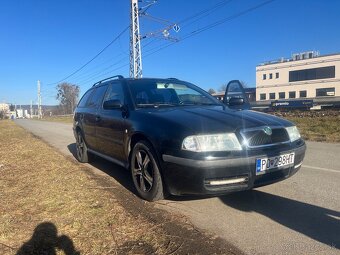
[0,110,4,119]
[208,88,216,94]
[219,83,227,92]
[56,83,80,114]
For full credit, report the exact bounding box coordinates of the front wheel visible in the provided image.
[130,141,164,201]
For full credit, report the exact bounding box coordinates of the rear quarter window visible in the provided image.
[77,89,93,108]
[86,85,108,108]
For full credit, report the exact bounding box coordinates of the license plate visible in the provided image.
[256,152,295,175]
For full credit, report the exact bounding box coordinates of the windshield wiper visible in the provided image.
[136,103,178,108]
[179,102,220,106]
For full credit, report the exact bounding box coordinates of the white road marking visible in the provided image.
[326,214,340,221]
[302,164,339,173]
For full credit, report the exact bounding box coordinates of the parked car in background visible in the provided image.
[73,76,306,201]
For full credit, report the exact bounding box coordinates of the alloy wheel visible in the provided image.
[76,133,84,160]
[132,150,154,192]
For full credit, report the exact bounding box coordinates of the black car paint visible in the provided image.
[74,77,306,196]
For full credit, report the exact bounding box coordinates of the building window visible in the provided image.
[279,92,285,99]
[276,72,279,79]
[289,91,296,99]
[263,74,266,80]
[269,93,275,100]
[289,66,335,82]
[260,93,266,100]
[299,90,307,98]
[316,87,335,97]
[269,73,273,79]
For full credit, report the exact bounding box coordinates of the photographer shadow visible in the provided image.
[16,222,79,255]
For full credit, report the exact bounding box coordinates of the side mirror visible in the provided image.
[223,80,250,110]
[228,97,245,106]
[103,99,122,110]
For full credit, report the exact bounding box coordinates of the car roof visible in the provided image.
[91,76,185,88]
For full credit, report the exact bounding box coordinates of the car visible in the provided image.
[73,76,306,201]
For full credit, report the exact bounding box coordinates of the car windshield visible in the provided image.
[128,80,220,108]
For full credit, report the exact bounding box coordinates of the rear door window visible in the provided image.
[103,82,125,105]
[86,85,108,108]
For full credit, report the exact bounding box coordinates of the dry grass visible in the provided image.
[285,116,340,142]
[0,121,164,254]
[34,115,73,124]
[271,111,340,143]
[0,120,239,255]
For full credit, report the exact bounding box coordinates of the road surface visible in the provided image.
[15,119,340,255]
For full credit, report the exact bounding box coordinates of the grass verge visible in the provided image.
[272,111,340,143]
[0,120,241,255]
[285,116,340,142]
[33,115,73,124]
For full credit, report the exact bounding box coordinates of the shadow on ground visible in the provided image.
[67,143,340,250]
[68,143,135,194]
[16,222,79,255]
[220,190,340,249]
[68,143,214,202]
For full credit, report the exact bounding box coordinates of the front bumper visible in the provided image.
[161,142,306,196]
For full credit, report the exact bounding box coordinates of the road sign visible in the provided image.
[173,24,180,32]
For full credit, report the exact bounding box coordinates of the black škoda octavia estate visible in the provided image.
[73,76,306,201]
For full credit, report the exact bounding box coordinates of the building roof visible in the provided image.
[257,51,340,67]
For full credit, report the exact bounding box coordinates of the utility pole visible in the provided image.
[130,0,143,78]
[37,80,42,119]
[30,100,33,118]
[129,0,179,78]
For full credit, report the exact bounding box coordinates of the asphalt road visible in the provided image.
[15,119,340,255]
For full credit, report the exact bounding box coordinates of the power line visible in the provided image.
[44,0,274,95]
[183,0,275,40]
[43,0,235,90]
[77,62,130,87]
[178,1,234,31]
[143,0,276,58]
[45,25,130,86]
[72,0,274,85]
[72,56,129,85]
[177,0,233,26]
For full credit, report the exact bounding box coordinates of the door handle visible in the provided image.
[95,115,101,122]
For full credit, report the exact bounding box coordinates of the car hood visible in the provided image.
[147,105,292,134]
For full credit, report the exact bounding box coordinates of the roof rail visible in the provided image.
[167,77,179,80]
[92,75,124,87]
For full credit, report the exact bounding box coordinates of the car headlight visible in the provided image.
[182,133,242,152]
[285,126,301,142]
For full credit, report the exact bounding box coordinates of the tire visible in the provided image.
[130,140,164,201]
[76,131,94,163]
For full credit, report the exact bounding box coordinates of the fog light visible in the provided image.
[209,177,247,186]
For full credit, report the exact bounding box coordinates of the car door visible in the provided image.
[223,80,250,110]
[95,81,128,163]
[82,85,109,150]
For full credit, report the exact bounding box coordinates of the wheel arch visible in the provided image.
[128,132,158,160]
[127,132,164,172]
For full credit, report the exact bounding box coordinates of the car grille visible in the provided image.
[240,127,290,148]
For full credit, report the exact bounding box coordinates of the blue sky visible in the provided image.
[1,0,339,105]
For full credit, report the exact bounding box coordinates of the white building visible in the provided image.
[256,51,340,103]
